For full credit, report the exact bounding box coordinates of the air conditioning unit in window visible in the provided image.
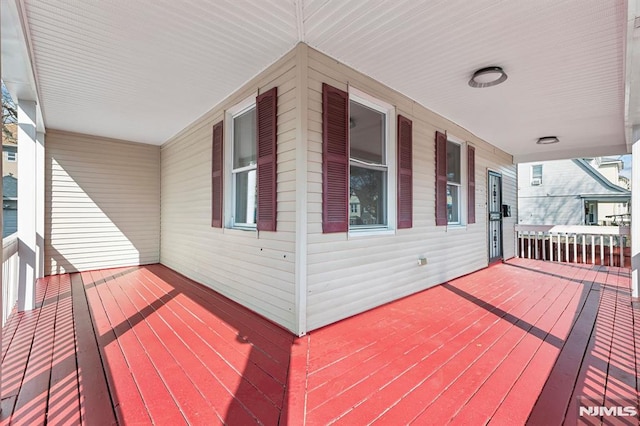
[531,178,542,186]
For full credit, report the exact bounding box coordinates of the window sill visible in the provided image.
[446,224,467,231]
[348,228,396,238]
[224,227,257,237]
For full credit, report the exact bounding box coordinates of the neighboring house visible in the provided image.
[518,158,630,226]
[2,123,18,176]
[2,175,17,237]
[2,123,17,237]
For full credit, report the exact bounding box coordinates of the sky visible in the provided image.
[619,154,632,178]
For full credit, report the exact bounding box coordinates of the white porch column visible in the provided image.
[632,139,640,300]
[17,100,37,311]
[36,131,45,279]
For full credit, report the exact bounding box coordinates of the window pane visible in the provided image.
[234,169,256,225]
[532,165,542,179]
[447,184,459,224]
[350,166,386,226]
[350,100,385,164]
[446,141,461,184]
[233,108,256,169]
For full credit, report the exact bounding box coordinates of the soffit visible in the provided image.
[8,1,630,162]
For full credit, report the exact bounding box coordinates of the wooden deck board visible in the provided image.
[1,259,637,425]
[90,269,188,425]
[449,264,591,425]
[79,270,150,425]
[307,273,525,423]
[367,263,581,425]
[138,268,286,419]
[306,272,503,394]
[70,272,117,426]
[413,264,579,424]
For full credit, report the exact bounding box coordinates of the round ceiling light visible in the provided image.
[536,136,560,145]
[468,66,508,88]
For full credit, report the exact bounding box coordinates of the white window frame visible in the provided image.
[6,151,16,162]
[224,94,257,230]
[348,87,396,235]
[530,164,543,186]
[446,135,467,227]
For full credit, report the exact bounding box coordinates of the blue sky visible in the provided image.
[620,154,632,178]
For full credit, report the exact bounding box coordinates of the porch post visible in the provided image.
[17,99,37,311]
[632,139,640,299]
[36,131,45,279]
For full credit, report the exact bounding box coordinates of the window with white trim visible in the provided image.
[6,151,16,162]
[348,91,394,230]
[230,103,257,228]
[446,140,463,224]
[531,164,542,185]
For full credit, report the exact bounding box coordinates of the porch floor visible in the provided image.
[1,259,638,425]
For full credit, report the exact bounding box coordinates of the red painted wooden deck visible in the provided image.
[1,259,637,425]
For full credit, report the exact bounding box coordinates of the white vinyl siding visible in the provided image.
[305,47,516,331]
[159,44,517,334]
[45,130,160,274]
[160,49,297,332]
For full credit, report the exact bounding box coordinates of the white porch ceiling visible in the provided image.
[1,0,632,162]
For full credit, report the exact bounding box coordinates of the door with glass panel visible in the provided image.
[488,171,503,263]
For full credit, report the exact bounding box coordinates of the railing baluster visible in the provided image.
[609,235,614,266]
[512,225,629,267]
[620,235,624,268]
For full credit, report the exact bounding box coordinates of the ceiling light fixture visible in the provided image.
[536,136,560,145]
[468,66,508,88]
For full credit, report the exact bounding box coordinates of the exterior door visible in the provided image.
[488,171,503,263]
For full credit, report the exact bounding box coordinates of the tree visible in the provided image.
[2,81,17,144]
[350,167,384,224]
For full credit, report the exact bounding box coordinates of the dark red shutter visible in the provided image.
[211,121,224,228]
[322,83,349,233]
[397,115,413,229]
[256,87,278,231]
[435,131,448,226]
[467,145,476,224]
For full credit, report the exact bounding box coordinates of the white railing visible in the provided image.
[516,225,630,267]
[2,233,19,326]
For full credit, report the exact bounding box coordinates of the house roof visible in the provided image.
[579,193,631,202]
[572,158,631,195]
[1,1,636,162]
